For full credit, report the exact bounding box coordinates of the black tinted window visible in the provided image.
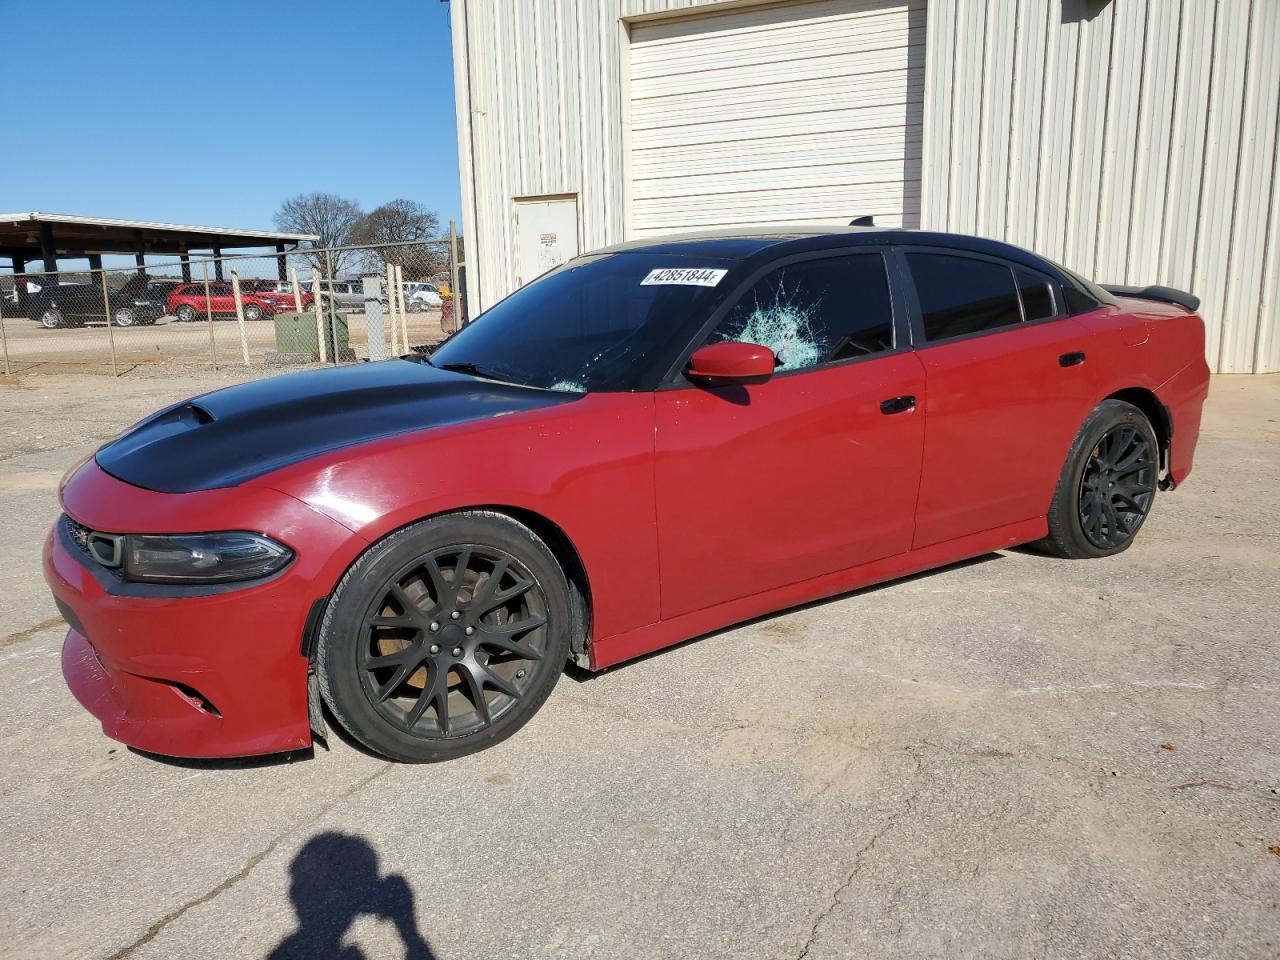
[429,253,736,391]
[1016,268,1058,322]
[907,254,1022,341]
[708,254,894,371]
[1061,284,1098,314]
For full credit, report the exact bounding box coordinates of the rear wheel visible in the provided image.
[244,304,265,322]
[1040,400,1159,559]
[316,511,572,762]
[176,305,198,323]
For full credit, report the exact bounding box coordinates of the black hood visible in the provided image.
[96,360,577,493]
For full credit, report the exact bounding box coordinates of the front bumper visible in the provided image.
[45,461,365,758]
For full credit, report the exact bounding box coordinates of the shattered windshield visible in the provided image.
[428,253,739,392]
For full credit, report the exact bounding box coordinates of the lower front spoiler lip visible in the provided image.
[60,628,308,760]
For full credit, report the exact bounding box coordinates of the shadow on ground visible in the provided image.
[268,832,435,960]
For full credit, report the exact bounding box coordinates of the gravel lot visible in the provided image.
[0,367,1276,960]
[0,308,447,374]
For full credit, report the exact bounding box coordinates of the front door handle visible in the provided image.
[880,395,916,415]
[1059,351,1087,367]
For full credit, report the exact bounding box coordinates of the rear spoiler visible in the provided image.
[1101,284,1200,312]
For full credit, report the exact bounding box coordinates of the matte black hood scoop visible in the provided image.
[96,360,574,493]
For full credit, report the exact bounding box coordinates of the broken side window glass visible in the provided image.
[709,253,895,371]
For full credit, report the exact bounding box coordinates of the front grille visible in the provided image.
[61,514,123,579]
[63,515,92,556]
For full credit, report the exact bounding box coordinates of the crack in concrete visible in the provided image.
[1170,779,1280,802]
[0,615,64,651]
[795,790,918,960]
[105,761,393,959]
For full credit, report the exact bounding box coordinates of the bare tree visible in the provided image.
[274,192,364,276]
[354,200,443,279]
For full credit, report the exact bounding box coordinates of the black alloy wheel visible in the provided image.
[1039,399,1160,559]
[316,512,572,762]
[359,545,549,737]
[1077,423,1156,549]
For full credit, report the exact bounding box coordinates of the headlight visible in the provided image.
[122,532,293,584]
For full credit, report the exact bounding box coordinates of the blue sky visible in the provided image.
[0,0,461,233]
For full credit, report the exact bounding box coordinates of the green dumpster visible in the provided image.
[273,311,350,360]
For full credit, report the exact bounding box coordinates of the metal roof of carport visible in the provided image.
[0,212,317,256]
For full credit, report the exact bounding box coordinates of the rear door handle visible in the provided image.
[1059,351,1087,367]
[880,395,916,415]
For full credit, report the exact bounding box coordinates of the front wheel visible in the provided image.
[244,304,265,322]
[316,511,572,762]
[113,308,136,327]
[176,305,198,323]
[39,308,64,329]
[1039,400,1159,559]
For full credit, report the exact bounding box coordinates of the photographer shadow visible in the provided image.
[268,831,435,960]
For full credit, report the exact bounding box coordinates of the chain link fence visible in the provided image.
[0,239,465,376]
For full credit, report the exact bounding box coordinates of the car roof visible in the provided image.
[594,225,1059,273]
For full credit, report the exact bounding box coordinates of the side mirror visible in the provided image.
[686,342,776,384]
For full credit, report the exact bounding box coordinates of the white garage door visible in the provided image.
[628,0,924,237]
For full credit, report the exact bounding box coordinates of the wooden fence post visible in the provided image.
[0,286,11,375]
[203,261,217,371]
[311,268,327,364]
[98,268,119,377]
[230,270,251,366]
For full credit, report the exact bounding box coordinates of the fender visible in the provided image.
[254,392,663,642]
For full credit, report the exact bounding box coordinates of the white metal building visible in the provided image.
[448,0,1280,373]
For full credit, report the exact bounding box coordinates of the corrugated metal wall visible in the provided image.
[453,0,1280,371]
[922,0,1280,373]
[451,0,729,313]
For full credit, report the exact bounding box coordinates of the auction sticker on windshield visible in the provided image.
[640,267,728,287]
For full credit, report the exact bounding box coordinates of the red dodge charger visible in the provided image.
[45,227,1210,762]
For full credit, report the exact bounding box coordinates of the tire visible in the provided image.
[316,511,572,762]
[176,305,197,323]
[1039,399,1159,559]
[39,308,63,329]
[244,304,264,322]
[113,308,136,327]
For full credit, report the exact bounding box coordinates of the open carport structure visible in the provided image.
[0,212,316,315]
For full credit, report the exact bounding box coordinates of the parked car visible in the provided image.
[2,280,42,308]
[238,279,316,311]
[46,226,1210,763]
[305,278,373,310]
[166,282,279,322]
[404,282,442,311]
[27,278,166,328]
[144,280,185,306]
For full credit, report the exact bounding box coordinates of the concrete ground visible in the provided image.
[0,368,1276,960]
